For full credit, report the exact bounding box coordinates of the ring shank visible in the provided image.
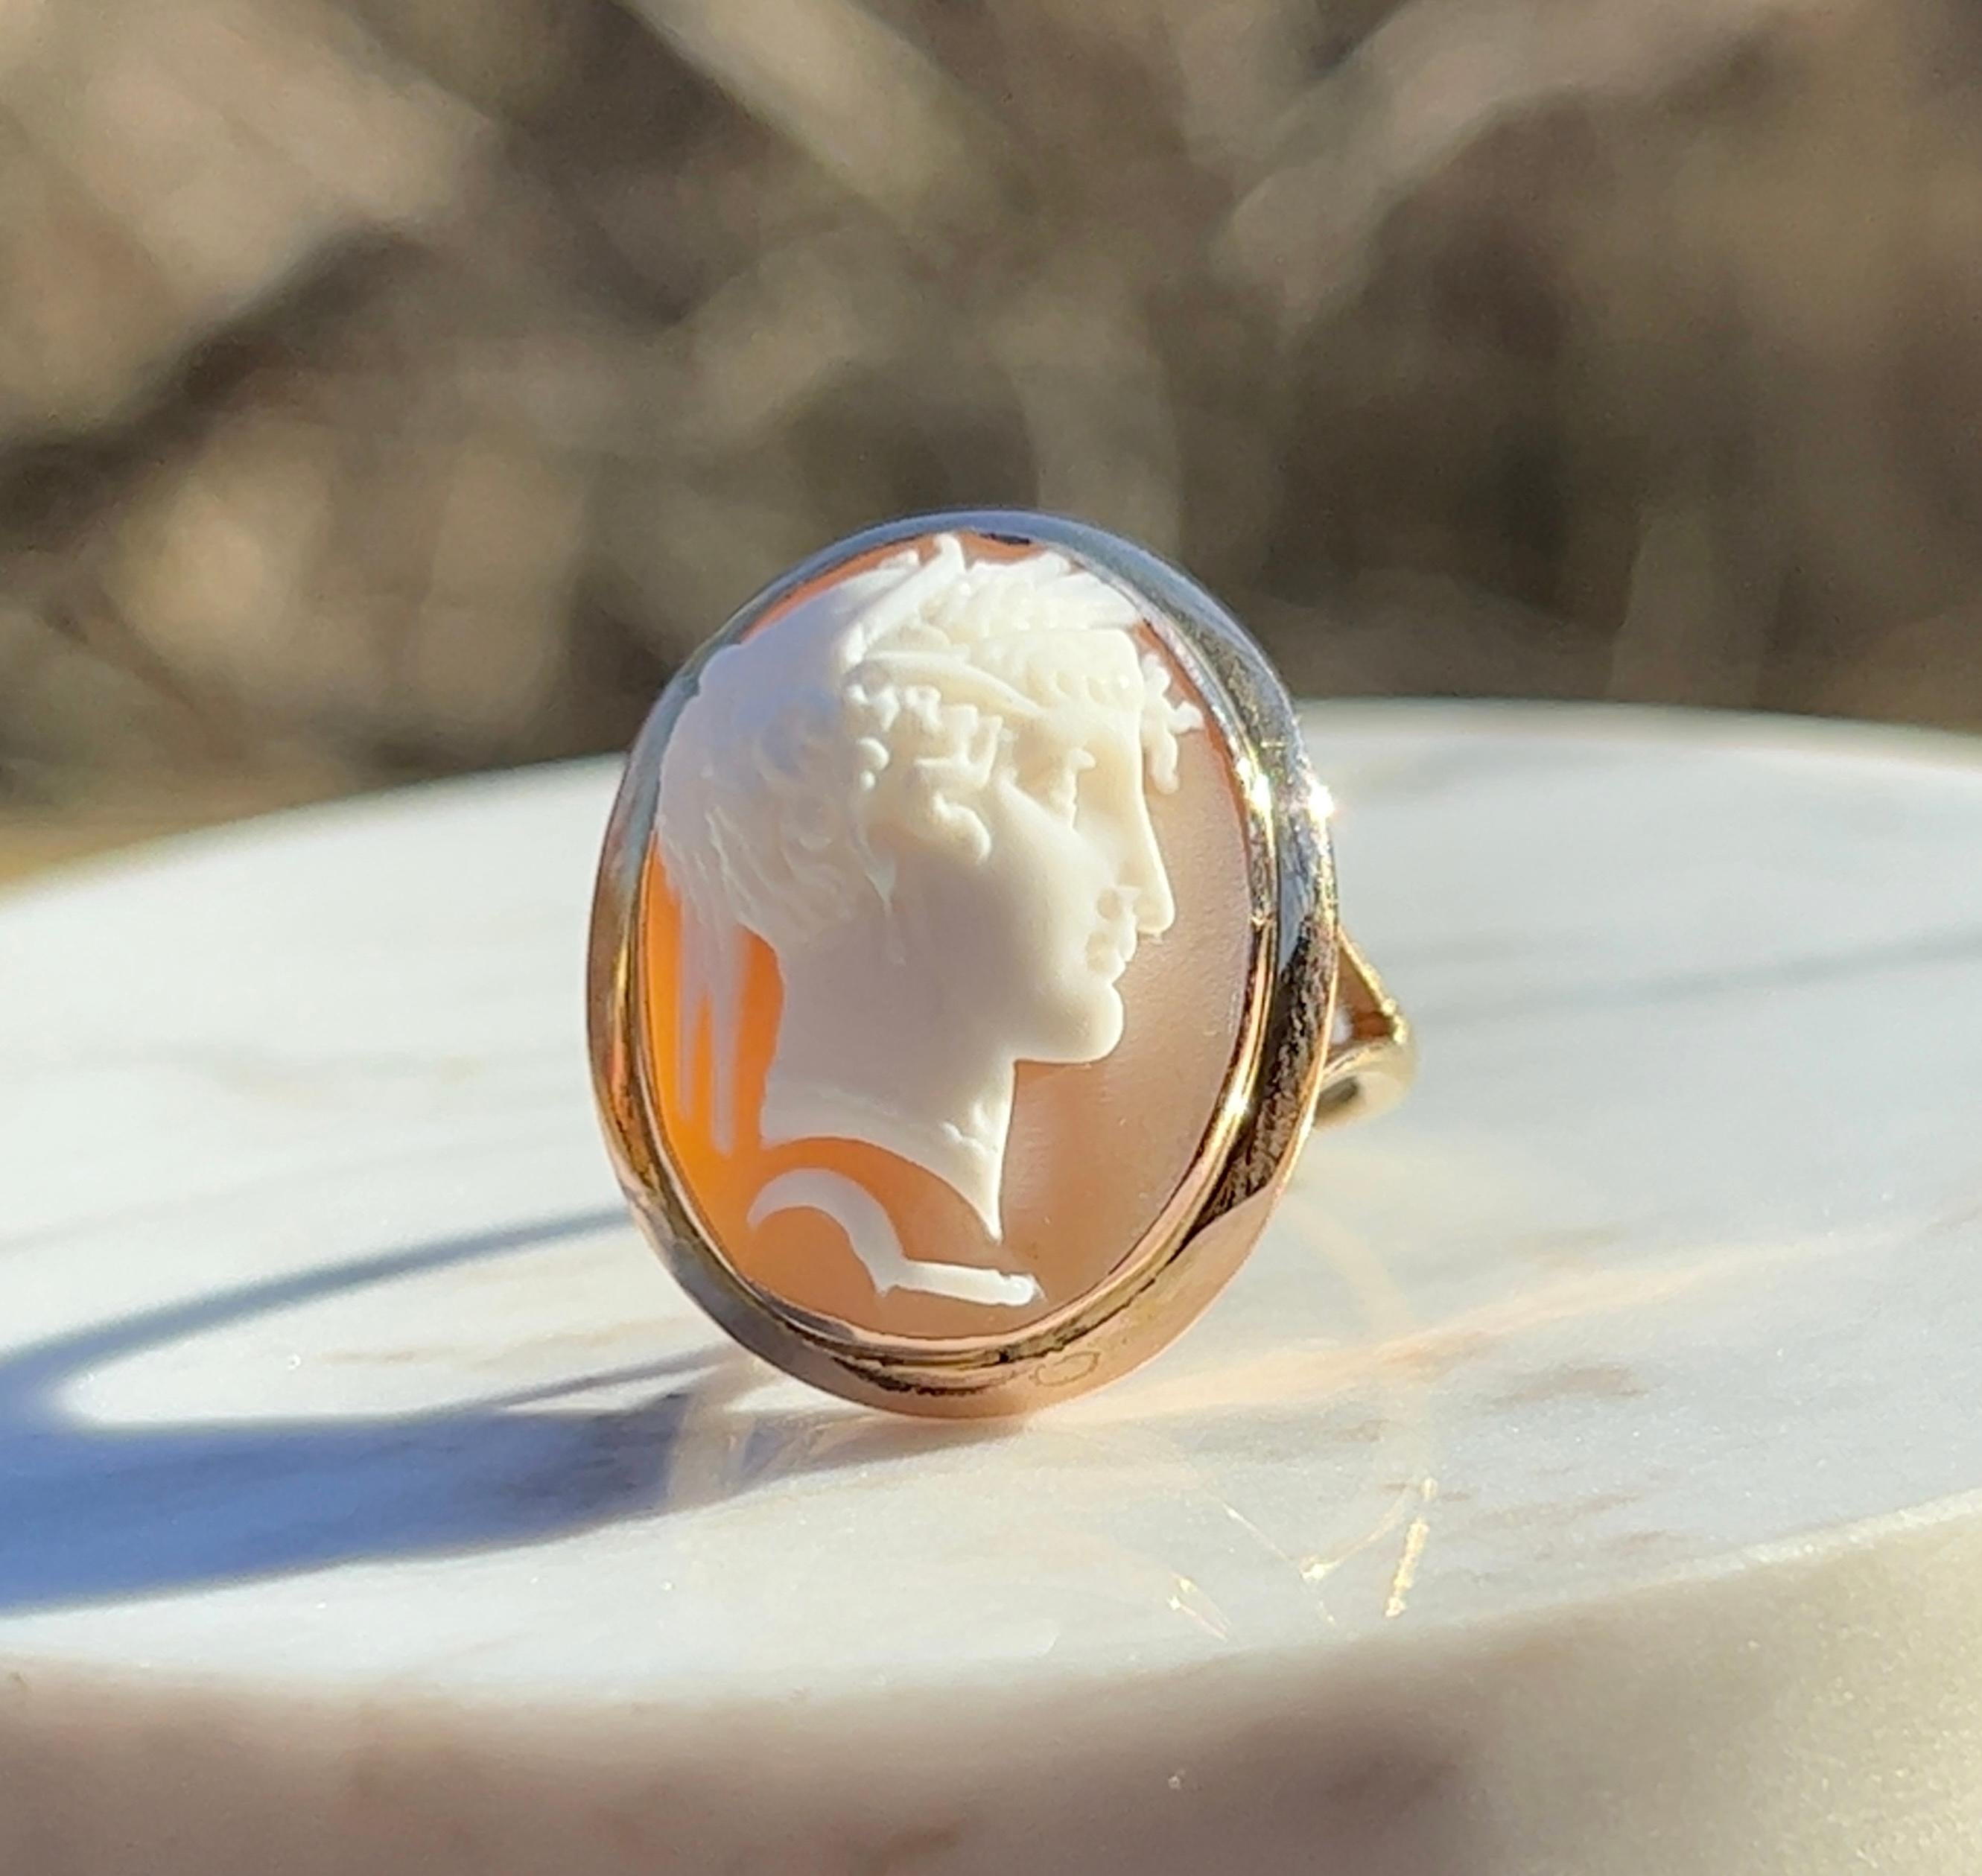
[1314,931,1414,1127]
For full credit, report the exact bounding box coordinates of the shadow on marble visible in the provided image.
[0,1209,1008,1613]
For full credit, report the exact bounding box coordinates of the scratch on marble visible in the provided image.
[1297,1469,1419,1592]
[1224,1500,1338,1627]
[1384,1478,1437,1620]
[1166,1573,1234,1642]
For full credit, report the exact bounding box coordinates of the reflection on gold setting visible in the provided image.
[1237,750,1274,825]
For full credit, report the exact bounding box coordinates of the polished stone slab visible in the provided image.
[3,702,1979,1873]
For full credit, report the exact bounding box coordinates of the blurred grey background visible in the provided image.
[4,0,1982,859]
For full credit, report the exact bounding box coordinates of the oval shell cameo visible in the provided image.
[591,512,1350,1413]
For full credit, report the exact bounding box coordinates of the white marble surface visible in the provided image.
[3,701,1981,1874]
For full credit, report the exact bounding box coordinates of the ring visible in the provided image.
[589,511,1414,1415]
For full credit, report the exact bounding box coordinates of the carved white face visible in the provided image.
[658,532,1200,1260]
[939,650,1178,1064]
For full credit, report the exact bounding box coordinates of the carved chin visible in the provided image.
[1057,982,1126,1063]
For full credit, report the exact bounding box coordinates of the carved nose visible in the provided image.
[1117,818,1175,932]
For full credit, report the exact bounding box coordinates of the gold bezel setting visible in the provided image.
[588,511,1409,1416]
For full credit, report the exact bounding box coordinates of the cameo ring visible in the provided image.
[589,512,1413,1416]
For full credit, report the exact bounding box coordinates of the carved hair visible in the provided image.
[657,532,1199,1141]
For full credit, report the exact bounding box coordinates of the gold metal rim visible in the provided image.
[588,509,1411,1416]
